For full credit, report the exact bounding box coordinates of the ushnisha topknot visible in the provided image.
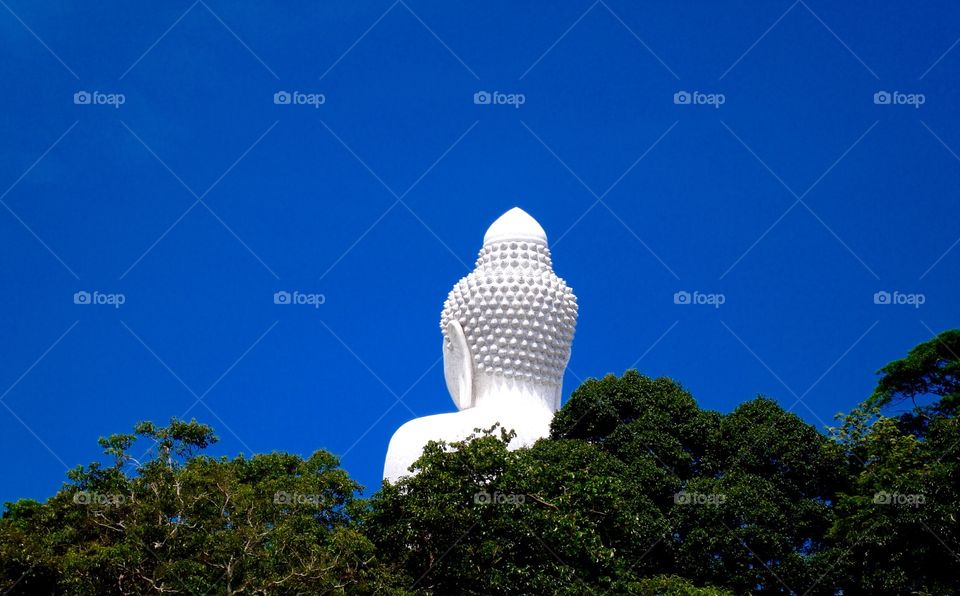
[440,208,578,386]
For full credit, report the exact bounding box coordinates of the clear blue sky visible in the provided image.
[1,1,958,503]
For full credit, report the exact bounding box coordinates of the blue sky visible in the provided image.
[1,1,958,503]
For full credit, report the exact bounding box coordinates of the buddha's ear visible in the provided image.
[443,320,474,410]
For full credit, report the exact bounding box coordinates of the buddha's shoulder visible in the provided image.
[389,411,462,446]
[389,409,504,453]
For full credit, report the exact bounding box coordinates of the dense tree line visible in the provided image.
[2,332,958,594]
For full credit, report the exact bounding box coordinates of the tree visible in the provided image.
[867,329,960,433]
[553,372,847,593]
[0,418,407,594]
[670,397,848,594]
[366,425,681,594]
[5,333,960,594]
[828,331,960,594]
[370,371,846,593]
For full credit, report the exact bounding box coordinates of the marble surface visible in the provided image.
[383,208,578,482]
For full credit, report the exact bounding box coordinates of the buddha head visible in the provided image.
[439,207,578,413]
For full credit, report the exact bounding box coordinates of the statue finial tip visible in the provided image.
[483,207,547,246]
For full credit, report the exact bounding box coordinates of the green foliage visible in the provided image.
[370,372,850,593]
[367,426,673,593]
[867,328,960,429]
[828,408,960,593]
[625,575,733,595]
[825,332,960,593]
[3,332,960,593]
[0,418,407,594]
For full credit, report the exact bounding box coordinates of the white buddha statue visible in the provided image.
[383,207,578,482]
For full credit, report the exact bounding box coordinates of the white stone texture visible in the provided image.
[384,208,578,482]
